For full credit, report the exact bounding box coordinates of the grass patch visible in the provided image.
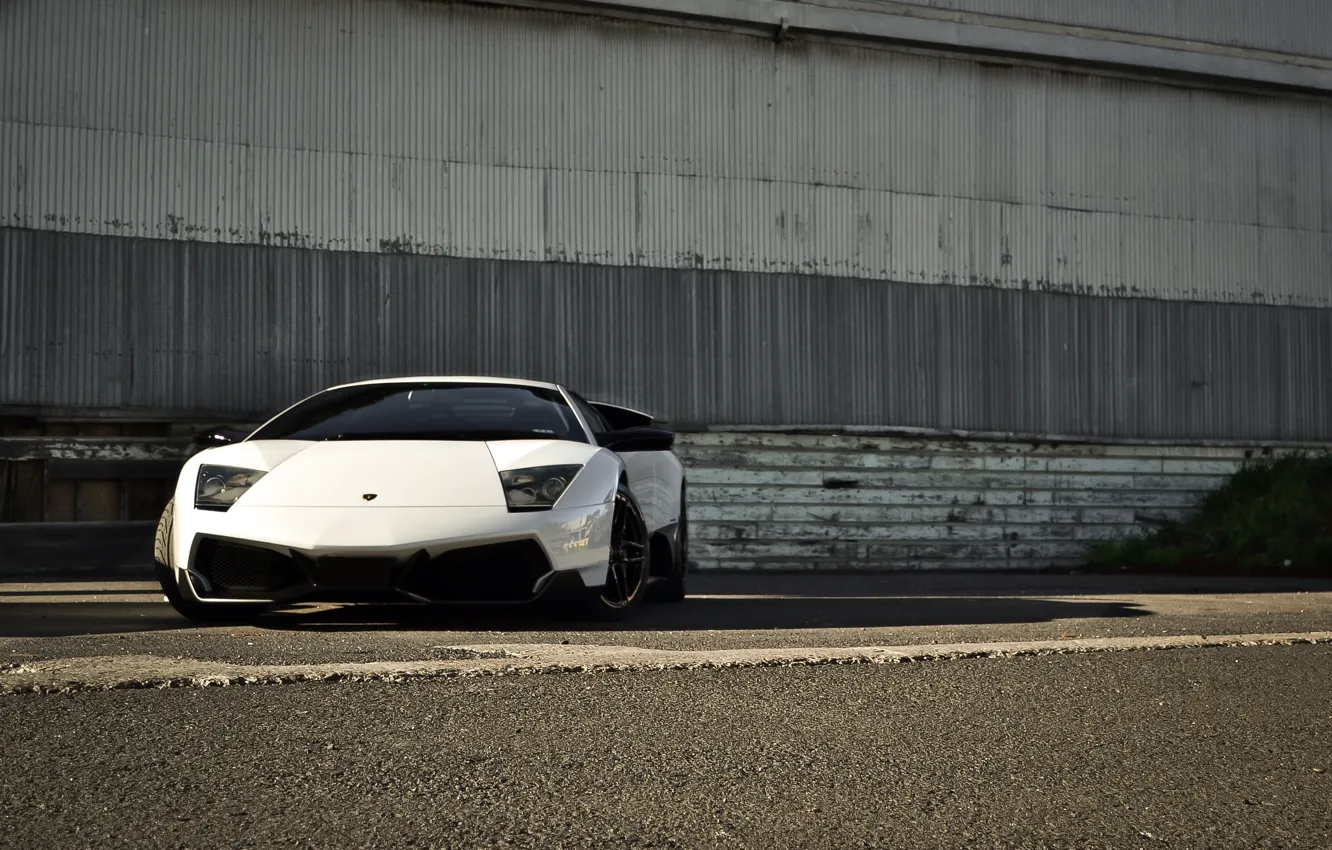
[1084,452,1332,577]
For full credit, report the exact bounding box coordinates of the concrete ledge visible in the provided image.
[0,522,156,580]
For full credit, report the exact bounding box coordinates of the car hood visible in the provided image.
[191,438,597,508]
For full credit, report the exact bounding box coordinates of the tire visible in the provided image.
[152,498,175,569]
[580,484,651,621]
[153,499,267,625]
[656,482,689,604]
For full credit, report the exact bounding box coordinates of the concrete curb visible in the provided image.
[6,631,1331,694]
[0,522,155,580]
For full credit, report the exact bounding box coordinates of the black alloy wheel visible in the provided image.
[153,499,267,625]
[585,485,650,619]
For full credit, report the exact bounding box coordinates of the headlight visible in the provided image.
[499,465,583,511]
[195,465,267,511]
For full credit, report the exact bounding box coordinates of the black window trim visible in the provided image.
[248,380,590,444]
[561,387,610,444]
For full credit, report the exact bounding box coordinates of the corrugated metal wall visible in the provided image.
[879,0,1332,61]
[2,0,1329,307]
[677,432,1275,570]
[2,0,1330,441]
[5,227,1332,440]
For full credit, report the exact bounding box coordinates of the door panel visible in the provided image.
[564,388,659,525]
[653,451,685,527]
[618,450,656,525]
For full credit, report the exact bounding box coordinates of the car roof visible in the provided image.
[325,375,564,392]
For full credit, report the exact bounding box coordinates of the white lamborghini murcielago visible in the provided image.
[152,376,689,622]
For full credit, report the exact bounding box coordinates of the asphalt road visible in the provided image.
[3,573,1332,848]
[5,572,1332,664]
[2,644,1330,849]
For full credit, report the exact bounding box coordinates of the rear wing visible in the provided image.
[589,401,655,431]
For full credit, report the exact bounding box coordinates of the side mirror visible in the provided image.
[597,426,676,453]
[193,427,248,448]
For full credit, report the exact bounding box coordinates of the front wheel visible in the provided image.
[153,500,266,625]
[581,485,650,621]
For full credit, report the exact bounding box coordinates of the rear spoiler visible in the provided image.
[589,401,655,431]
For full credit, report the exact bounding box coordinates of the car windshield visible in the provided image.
[247,382,589,443]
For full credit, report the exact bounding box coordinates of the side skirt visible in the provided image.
[647,522,680,579]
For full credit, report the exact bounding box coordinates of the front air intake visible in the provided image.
[193,538,305,595]
[401,540,552,602]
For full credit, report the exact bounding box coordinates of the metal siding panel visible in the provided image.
[1323,106,1332,235]
[812,45,871,190]
[1256,103,1324,232]
[0,0,28,123]
[975,66,1045,207]
[137,0,249,144]
[1117,82,1195,221]
[1120,215,1191,303]
[1044,73,1121,215]
[882,0,1332,60]
[2,0,1332,394]
[0,229,29,402]
[1261,228,1328,311]
[1191,94,1261,228]
[966,200,1008,290]
[15,0,136,131]
[886,54,941,198]
[1002,204,1047,293]
[889,192,934,285]
[935,195,969,288]
[0,121,30,230]
[1048,208,1122,298]
[934,57,979,202]
[768,47,817,188]
[2,0,1329,307]
[10,229,1332,441]
[1192,222,1260,305]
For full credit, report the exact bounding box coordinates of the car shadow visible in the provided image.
[0,603,193,638]
[251,593,1149,634]
[248,570,1332,633]
[7,570,1330,638]
[0,587,1148,639]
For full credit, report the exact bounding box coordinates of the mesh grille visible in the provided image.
[195,539,305,593]
[403,540,552,602]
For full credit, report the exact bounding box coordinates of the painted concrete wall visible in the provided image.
[677,432,1279,571]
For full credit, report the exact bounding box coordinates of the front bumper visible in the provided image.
[170,503,613,606]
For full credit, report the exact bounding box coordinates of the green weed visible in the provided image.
[1084,452,1332,575]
